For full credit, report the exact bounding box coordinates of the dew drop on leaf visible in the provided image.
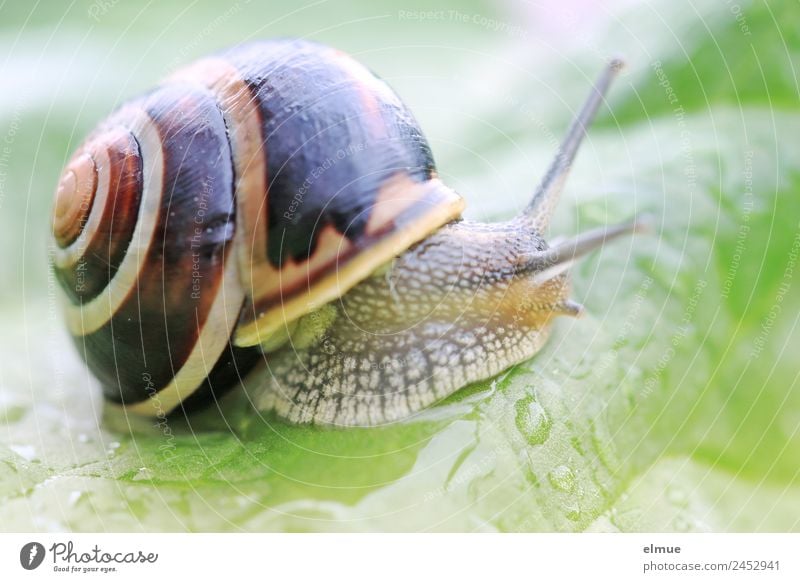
[514,395,551,446]
[549,465,577,493]
[673,516,692,532]
[133,467,154,481]
[666,485,688,508]
[564,504,582,522]
[67,490,84,508]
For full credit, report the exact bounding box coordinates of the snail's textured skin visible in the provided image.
[256,218,581,426]
[50,38,633,423]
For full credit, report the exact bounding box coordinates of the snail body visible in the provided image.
[51,39,637,425]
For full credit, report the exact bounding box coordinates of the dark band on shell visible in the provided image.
[50,39,463,412]
[176,39,464,347]
[53,86,262,409]
[53,128,143,303]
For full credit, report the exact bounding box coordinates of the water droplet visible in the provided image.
[549,465,576,493]
[563,355,593,379]
[77,433,90,444]
[67,490,84,507]
[514,396,551,446]
[565,504,582,521]
[0,405,26,424]
[9,444,37,461]
[570,436,585,455]
[132,467,153,481]
[674,516,691,532]
[667,485,688,508]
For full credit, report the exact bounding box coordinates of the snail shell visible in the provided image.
[50,39,463,414]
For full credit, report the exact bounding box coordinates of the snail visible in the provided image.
[50,39,641,426]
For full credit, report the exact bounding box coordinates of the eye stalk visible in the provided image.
[519,216,650,284]
[523,57,626,229]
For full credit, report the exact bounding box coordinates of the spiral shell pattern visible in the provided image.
[50,39,463,413]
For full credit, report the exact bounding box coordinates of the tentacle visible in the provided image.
[516,216,648,280]
[522,59,625,229]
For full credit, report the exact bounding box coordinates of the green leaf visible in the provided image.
[1,0,798,531]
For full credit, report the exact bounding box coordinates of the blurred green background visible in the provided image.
[0,0,798,531]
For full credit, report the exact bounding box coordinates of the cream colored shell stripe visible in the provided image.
[60,108,165,335]
[52,146,109,270]
[130,65,265,414]
[55,105,247,415]
[170,57,466,350]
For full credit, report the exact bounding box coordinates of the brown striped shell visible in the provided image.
[50,39,464,414]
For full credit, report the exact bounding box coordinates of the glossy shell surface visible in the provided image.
[50,39,463,411]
